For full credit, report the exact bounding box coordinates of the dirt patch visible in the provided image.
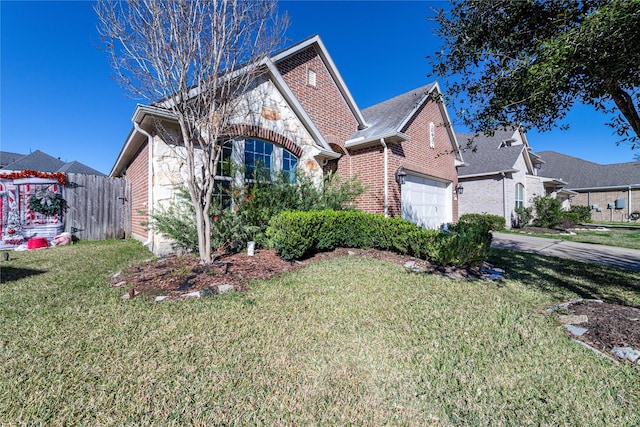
[568,301,640,352]
[111,248,639,363]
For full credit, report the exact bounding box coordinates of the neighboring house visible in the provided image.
[110,35,464,254]
[537,151,640,222]
[0,150,104,246]
[456,129,573,228]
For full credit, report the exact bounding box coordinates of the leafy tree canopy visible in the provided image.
[430,0,640,148]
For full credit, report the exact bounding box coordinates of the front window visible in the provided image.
[217,138,298,184]
[515,183,524,209]
[245,139,274,179]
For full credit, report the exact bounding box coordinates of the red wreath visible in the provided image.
[0,170,67,185]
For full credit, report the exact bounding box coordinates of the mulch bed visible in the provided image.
[111,248,639,364]
[569,301,640,352]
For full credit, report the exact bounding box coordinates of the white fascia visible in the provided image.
[110,104,178,177]
[344,132,409,149]
[458,168,519,179]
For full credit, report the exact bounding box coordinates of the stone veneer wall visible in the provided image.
[147,77,322,255]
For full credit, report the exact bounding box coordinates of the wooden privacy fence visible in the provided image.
[64,173,131,241]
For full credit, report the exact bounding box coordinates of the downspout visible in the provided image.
[502,172,507,223]
[629,186,632,222]
[134,121,154,249]
[381,138,389,217]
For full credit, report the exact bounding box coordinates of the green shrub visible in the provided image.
[147,170,365,256]
[147,199,198,252]
[459,213,505,231]
[266,211,492,267]
[557,211,580,230]
[532,195,563,229]
[570,205,592,223]
[513,206,533,228]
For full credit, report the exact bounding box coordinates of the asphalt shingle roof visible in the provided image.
[536,151,640,189]
[349,83,437,141]
[0,151,27,168]
[456,130,525,177]
[0,150,105,176]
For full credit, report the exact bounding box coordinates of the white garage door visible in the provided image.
[401,175,451,229]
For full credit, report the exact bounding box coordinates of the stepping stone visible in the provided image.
[155,296,169,302]
[612,347,640,363]
[558,314,588,325]
[181,291,201,299]
[564,324,588,337]
[218,284,234,293]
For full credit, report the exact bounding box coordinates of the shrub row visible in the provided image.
[266,210,492,267]
[458,213,506,231]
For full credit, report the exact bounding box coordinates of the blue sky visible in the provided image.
[2,0,637,175]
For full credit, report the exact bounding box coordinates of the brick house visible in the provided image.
[456,129,574,228]
[537,151,640,222]
[110,35,463,254]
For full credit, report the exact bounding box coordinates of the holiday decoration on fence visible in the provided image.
[0,170,66,184]
[3,210,24,246]
[28,190,65,216]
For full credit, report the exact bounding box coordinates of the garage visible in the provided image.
[401,174,452,229]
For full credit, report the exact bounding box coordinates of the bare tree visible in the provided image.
[96,0,287,262]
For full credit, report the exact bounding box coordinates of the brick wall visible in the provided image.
[276,46,359,149]
[572,188,640,222]
[125,142,149,240]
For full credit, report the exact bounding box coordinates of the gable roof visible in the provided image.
[349,83,436,144]
[457,130,529,178]
[536,151,640,190]
[345,82,462,161]
[0,150,105,176]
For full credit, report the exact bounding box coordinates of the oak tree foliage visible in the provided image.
[430,0,640,148]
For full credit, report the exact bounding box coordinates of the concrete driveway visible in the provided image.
[491,232,640,272]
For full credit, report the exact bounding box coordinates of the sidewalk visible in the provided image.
[491,232,640,272]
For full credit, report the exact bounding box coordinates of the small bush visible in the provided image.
[428,222,493,267]
[570,205,592,223]
[267,211,492,267]
[513,206,533,228]
[532,195,563,229]
[459,213,505,231]
[557,211,580,230]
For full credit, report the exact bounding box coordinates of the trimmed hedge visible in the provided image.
[266,210,492,267]
[458,213,506,231]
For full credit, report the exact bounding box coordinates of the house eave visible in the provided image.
[344,132,409,149]
[458,168,519,179]
[568,184,640,191]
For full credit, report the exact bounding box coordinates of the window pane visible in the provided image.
[282,149,298,183]
[245,139,273,178]
[216,141,233,177]
[213,180,231,209]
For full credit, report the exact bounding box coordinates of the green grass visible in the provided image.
[510,227,640,251]
[1,240,639,425]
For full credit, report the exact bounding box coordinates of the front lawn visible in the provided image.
[511,227,640,251]
[1,240,639,425]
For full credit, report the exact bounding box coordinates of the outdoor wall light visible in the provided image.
[395,166,407,185]
[455,183,464,195]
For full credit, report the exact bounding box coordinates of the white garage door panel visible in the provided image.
[401,175,451,229]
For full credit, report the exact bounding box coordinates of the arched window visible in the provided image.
[515,183,524,209]
[215,138,299,183]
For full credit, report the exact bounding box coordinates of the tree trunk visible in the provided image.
[606,80,640,140]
